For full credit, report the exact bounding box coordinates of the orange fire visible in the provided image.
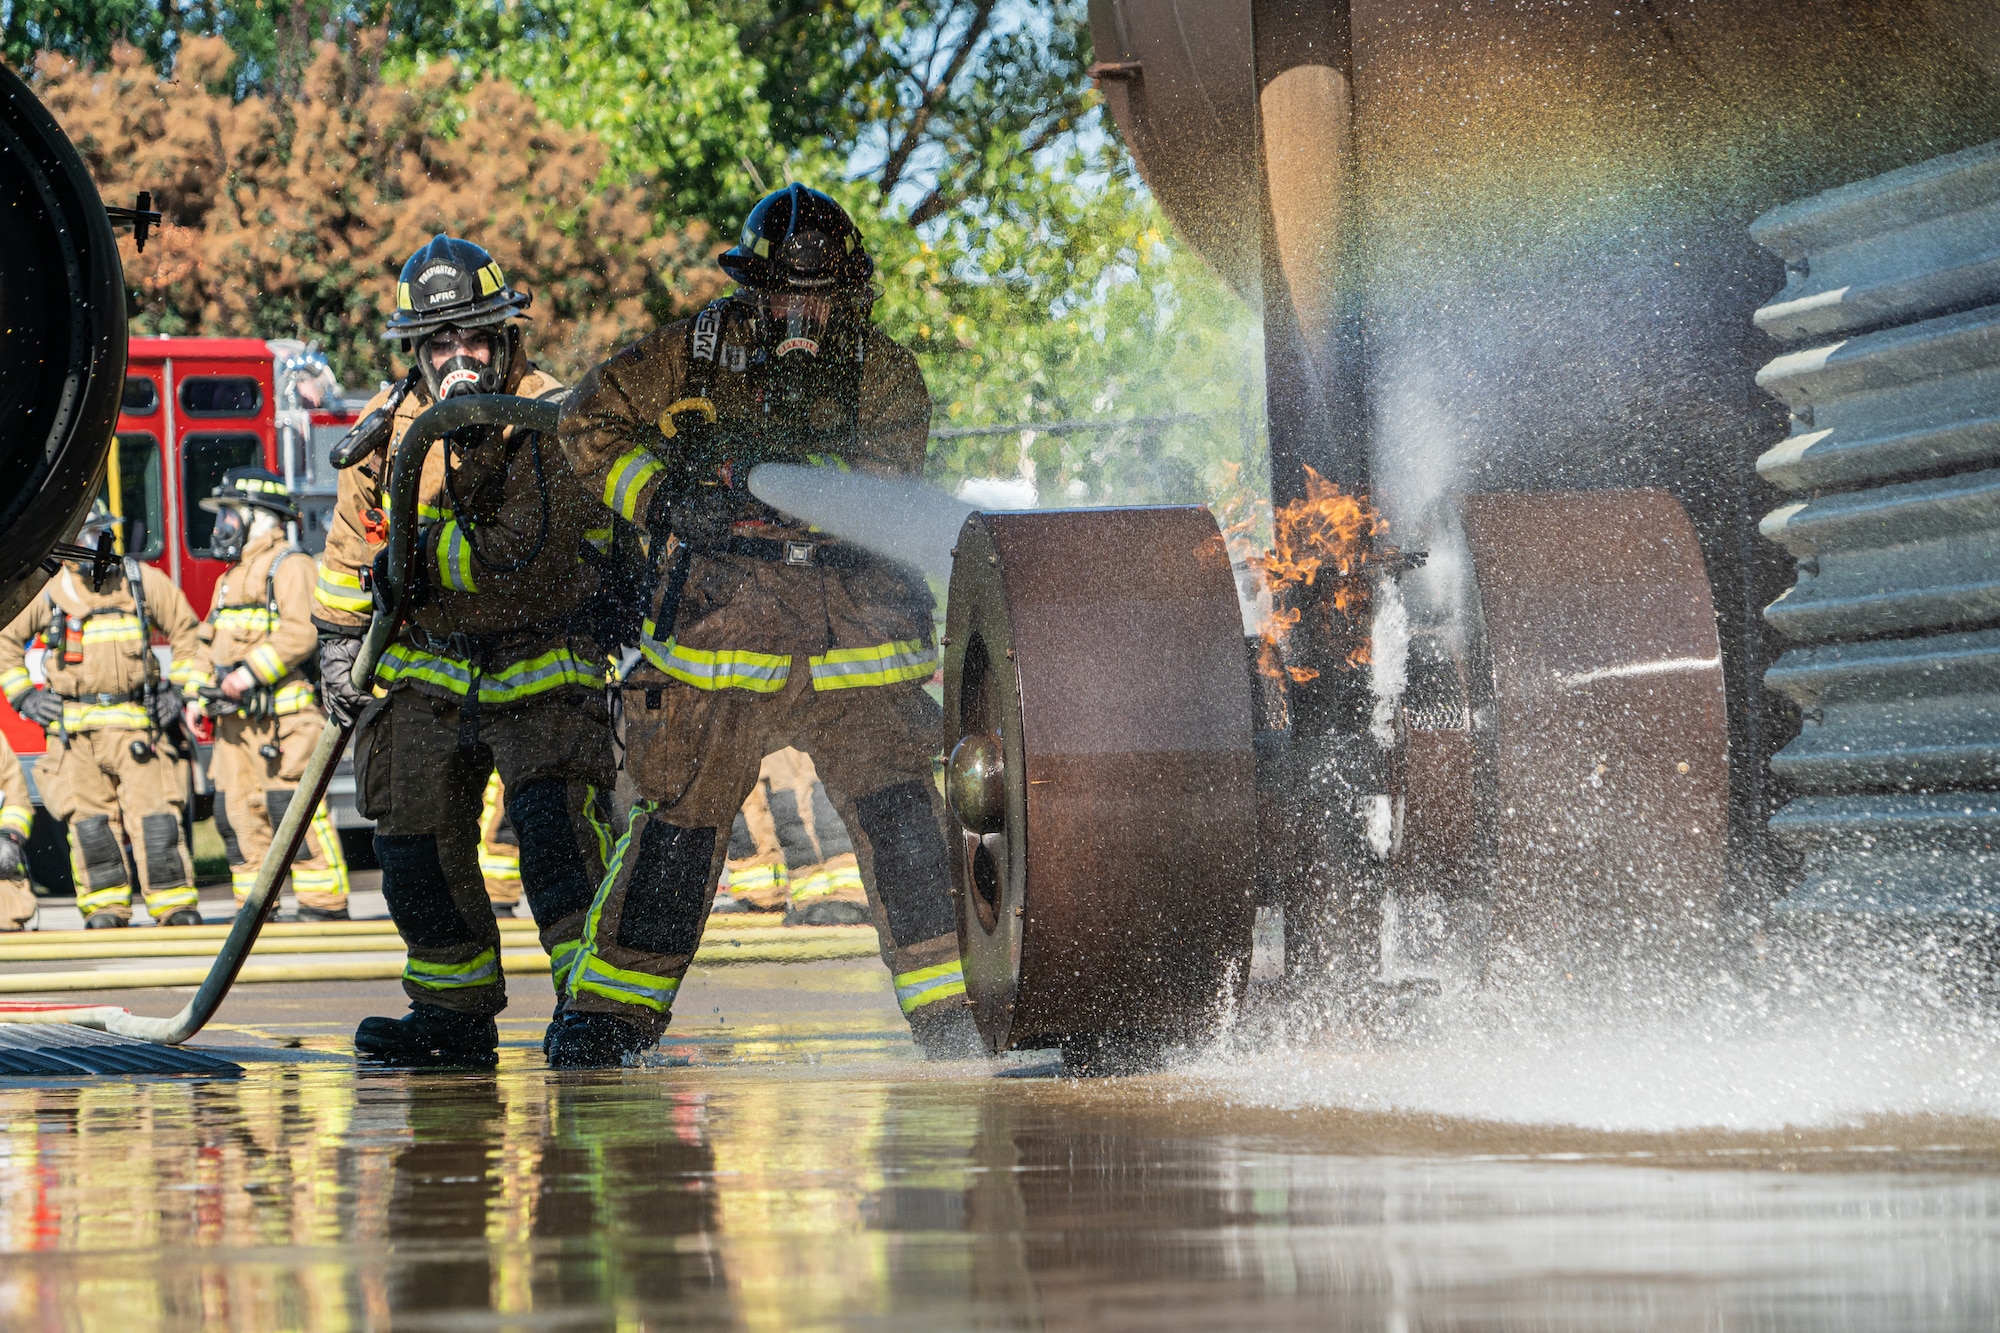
[1238,467,1386,683]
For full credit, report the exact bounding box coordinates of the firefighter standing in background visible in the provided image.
[0,731,39,930]
[478,772,523,916]
[313,234,614,1068]
[194,468,351,920]
[553,185,980,1066]
[717,749,867,923]
[0,505,205,927]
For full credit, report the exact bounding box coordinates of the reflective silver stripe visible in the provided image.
[573,953,680,1011]
[404,948,500,990]
[808,639,937,689]
[604,449,664,522]
[894,961,967,1013]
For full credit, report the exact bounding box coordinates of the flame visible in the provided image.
[1237,467,1387,682]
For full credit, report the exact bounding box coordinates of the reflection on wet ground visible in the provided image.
[3,960,2000,1330]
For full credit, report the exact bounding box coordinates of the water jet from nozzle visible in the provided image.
[746,463,982,582]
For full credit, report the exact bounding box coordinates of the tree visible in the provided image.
[33,29,723,387]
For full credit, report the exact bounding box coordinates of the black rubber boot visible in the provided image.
[296,904,351,922]
[84,913,128,929]
[490,901,516,918]
[354,1002,499,1069]
[161,909,204,927]
[907,1003,986,1060]
[544,1010,658,1069]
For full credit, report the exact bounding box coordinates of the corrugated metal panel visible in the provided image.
[1753,142,2000,919]
[1752,138,2000,342]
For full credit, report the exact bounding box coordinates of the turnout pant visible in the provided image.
[34,728,197,921]
[569,671,964,1036]
[354,686,614,1016]
[210,710,349,910]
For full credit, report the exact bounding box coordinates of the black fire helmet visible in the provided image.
[200,466,299,522]
[719,185,875,292]
[381,234,532,343]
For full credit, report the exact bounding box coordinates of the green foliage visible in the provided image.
[399,0,770,221]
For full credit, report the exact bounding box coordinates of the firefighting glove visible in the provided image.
[151,684,186,731]
[318,633,369,727]
[15,689,63,728]
[0,832,21,879]
[371,544,430,615]
[647,485,735,552]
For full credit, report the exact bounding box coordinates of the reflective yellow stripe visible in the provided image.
[807,638,936,691]
[315,564,371,614]
[788,867,832,901]
[579,802,650,966]
[230,867,259,902]
[0,806,32,840]
[894,961,967,1014]
[291,865,346,895]
[78,886,130,913]
[479,848,522,881]
[246,643,287,684]
[167,657,205,689]
[0,667,31,703]
[214,606,276,634]
[604,449,664,522]
[417,501,455,524]
[375,644,605,704]
[142,884,199,913]
[639,621,790,693]
[438,519,478,593]
[404,947,500,991]
[271,679,318,715]
[572,953,680,1012]
[305,800,349,897]
[549,938,582,985]
[80,613,144,645]
[727,863,787,895]
[60,700,150,731]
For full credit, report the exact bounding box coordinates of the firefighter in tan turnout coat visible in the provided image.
[0,505,204,926]
[193,467,350,919]
[550,185,978,1066]
[313,234,614,1068]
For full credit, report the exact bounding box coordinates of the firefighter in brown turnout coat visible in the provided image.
[193,468,350,919]
[313,234,614,1067]
[0,505,205,926]
[552,185,979,1066]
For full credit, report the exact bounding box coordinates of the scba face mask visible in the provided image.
[208,506,247,561]
[420,329,507,400]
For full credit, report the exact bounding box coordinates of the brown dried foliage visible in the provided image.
[34,31,727,388]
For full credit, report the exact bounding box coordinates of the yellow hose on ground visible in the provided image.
[0,913,790,948]
[0,933,880,993]
[0,924,871,963]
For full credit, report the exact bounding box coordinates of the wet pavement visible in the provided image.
[2,959,2000,1329]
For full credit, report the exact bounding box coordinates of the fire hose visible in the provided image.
[83,395,563,1045]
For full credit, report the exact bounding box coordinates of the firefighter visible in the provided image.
[553,184,981,1066]
[0,730,39,930]
[718,749,868,922]
[0,505,205,927]
[193,468,351,920]
[478,772,523,916]
[313,234,614,1068]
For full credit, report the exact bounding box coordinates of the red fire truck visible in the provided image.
[2,336,368,893]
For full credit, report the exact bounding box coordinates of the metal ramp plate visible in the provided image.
[0,1023,243,1077]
